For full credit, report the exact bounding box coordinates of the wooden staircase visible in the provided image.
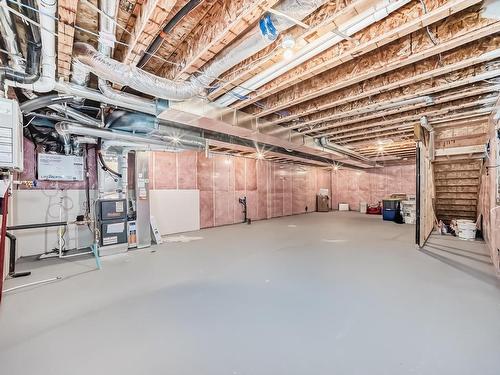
[434,159,482,222]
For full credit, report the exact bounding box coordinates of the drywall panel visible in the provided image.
[11,189,95,257]
[150,189,200,235]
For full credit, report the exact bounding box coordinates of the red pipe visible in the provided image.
[0,188,9,304]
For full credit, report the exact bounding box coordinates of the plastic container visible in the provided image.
[339,203,349,211]
[457,220,477,240]
[360,202,367,213]
[383,209,396,221]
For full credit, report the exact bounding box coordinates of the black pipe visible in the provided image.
[415,142,421,247]
[136,0,202,69]
[97,139,122,178]
[7,221,68,231]
[6,232,31,278]
[20,94,75,113]
[0,0,41,85]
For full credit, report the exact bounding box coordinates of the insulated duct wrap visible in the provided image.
[73,0,327,101]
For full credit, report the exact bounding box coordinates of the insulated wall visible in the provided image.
[149,151,331,228]
[331,164,416,211]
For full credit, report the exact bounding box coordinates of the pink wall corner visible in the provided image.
[177,151,197,189]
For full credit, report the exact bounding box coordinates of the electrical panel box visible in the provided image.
[0,97,23,171]
[97,199,127,221]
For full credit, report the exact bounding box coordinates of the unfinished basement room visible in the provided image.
[1,0,500,373]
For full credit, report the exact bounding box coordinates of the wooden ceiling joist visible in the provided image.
[261,50,500,128]
[317,94,497,139]
[245,15,500,118]
[121,0,177,65]
[166,0,281,80]
[273,65,500,131]
[207,0,370,100]
[57,0,79,80]
[146,0,218,75]
[299,86,498,136]
[222,0,481,107]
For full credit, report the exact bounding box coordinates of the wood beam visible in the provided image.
[57,0,79,80]
[207,0,370,99]
[244,13,500,117]
[298,85,497,136]
[167,0,281,80]
[220,0,481,106]
[121,0,177,66]
[272,66,500,131]
[147,0,218,75]
[260,49,500,127]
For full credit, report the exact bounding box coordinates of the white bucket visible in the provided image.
[457,220,476,240]
[360,202,367,213]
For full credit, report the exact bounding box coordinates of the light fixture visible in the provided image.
[256,152,265,159]
[377,145,385,152]
[281,35,295,49]
[283,48,294,60]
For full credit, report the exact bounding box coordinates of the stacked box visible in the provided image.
[401,200,416,224]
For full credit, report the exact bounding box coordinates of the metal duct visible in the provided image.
[73,0,328,101]
[55,122,167,146]
[96,0,164,113]
[318,137,373,163]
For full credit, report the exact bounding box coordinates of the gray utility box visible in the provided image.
[97,199,127,221]
[99,219,127,247]
[96,199,128,247]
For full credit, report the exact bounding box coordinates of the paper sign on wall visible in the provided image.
[37,154,84,181]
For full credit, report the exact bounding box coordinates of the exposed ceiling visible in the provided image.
[52,0,500,163]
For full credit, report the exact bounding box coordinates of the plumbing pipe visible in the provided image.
[55,122,167,146]
[96,0,160,110]
[0,0,41,85]
[4,0,56,92]
[317,137,373,163]
[19,94,75,113]
[0,0,24,71]
[137,0,203,68]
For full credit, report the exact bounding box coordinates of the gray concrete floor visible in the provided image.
[1,212,500,375]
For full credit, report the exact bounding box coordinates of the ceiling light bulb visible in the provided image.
[281,35,295,49]
[377,145,384,152]
[283,48,294,60]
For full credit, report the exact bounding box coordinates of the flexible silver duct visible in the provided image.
[73,0,328,101]
[0,0,24,71]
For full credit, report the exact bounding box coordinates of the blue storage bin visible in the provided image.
[383,209,396,221]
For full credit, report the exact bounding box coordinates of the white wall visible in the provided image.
[11,189,95,257]
[150,189,200,235]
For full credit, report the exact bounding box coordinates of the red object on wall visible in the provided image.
[0,189,9,304]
